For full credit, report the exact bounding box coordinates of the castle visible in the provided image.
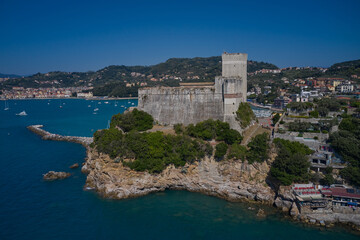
[138,52,247,132]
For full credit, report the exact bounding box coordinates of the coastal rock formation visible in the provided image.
[256,208,266,218]
[43,171,71,181]
[274,186,296,212]
[70,163,79,169]
[290,202,300,218]
[82,148,276,203]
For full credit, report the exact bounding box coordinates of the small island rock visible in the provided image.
[43,171,71,181]
[256,208,266,218]
[69,163,79,169]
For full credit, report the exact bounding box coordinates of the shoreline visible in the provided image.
[27,125,360,233]
[1,97,138,101]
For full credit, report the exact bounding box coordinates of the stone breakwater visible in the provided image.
[82,147,276,203]
[27,125,93,147]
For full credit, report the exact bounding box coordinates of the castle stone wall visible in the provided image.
[138,87,224,125]
[138,52,247,132]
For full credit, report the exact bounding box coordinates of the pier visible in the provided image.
[27,125,93,147]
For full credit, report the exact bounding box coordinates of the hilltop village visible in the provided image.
[19,54,360,231]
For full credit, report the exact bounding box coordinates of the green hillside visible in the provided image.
[0,56,278,91]
[325,59,360,78]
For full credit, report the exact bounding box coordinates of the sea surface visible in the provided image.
[0,99,358,239]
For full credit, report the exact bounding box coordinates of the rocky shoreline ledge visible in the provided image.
[82,147,360,231]
[82,147,275,203]
[27,125,360,232]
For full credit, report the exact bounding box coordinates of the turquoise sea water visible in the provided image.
[0,99,358,239]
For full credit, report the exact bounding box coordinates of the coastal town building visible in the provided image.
[138,52,248,132]
[76,92,93,98]
[293,183,360,212]
[1,87,92,99]
[273,96,291,109]
[336,83,354,93]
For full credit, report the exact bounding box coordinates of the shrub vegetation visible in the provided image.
[270,138,313,185]
[329,117,360,186]
[272,113,280,125]
[215,142,228,160]
[246,133,270,164]
[110,109,153,132]
[236,103,256,128]
[227,144,247,161]
[185,119,243,144]
[94,129,212,173]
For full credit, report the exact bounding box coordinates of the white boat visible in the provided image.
[92,112,98,115]
[131,103,135,105]
[4,100,9,110]
[98,102,101,104]
[16,111,27,116]
[121,105,124,107]
[94,108,99,112]
[88,105,91,107]
[104,101,109,104]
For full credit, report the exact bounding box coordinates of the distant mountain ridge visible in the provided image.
[326,59,360,77]
[0,56,278,89]
[1,57,359,92]
[0,73,22,78]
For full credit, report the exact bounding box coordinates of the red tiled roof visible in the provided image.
[336,96,351,100]
[330,187,360,199]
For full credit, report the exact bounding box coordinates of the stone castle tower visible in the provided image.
[138,52,247,132]
[216,52,248,131]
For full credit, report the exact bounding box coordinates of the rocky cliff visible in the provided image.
[82,147,275,203]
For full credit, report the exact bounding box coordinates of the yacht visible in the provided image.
[94,108,99,112]
[4,100,9,110]
[16,111,27,116]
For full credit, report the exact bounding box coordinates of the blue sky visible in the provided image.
[0,0,359,75]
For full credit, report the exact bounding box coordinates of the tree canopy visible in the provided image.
[270,138,313,185]
[110,109,154,132]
